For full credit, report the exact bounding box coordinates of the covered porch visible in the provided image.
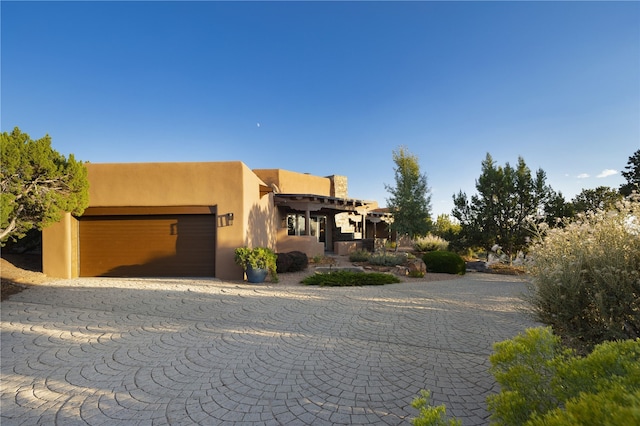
[274,194,393,257]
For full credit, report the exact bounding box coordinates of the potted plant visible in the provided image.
[234,246,278,283]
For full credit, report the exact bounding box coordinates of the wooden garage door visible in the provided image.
[79,214,215,277]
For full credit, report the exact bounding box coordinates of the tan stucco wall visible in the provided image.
[43,162,276,280]
[240,168,277,251]
[42,213,78,279]
[276,229,324,258]
[253,169,332,196]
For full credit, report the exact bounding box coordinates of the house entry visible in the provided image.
[287,214,326,245]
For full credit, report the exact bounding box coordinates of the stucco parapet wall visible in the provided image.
[253,169,332,196]
[85,161,257,207]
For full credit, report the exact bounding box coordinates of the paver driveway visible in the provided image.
[1,273,539,425]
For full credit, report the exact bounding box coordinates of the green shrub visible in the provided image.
[349,249,370,262]
[422,251,465,275]
[526,196,640,347]
[301,270,400,286]
[414,234,449,252]
[411,390,461,426]
[276,251,309,273]
[368,251,407,266]
[276,252,292,273]
[487,327,640,426]
[526,387,640,426]
[288,251,308,271]
[408,270,425,278]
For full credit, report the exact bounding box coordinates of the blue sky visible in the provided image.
[2,1,638,217]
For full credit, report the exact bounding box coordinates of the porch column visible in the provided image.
[326,213,334,251]
[305,206,311,236]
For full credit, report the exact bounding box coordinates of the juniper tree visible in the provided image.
[452,153,551,261]
[1,127,89,243]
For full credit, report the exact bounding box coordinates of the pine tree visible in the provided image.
[620,149,640,196]
[452,153,551,261]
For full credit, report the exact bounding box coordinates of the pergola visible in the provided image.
[274,194,393,246]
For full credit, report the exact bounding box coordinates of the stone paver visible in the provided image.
[1,273,539,425]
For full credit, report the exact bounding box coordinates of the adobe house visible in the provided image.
[43,162,392,280]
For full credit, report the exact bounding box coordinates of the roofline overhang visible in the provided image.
[274,194,392,220]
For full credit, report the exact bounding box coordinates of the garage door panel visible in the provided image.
[80,215,215,277]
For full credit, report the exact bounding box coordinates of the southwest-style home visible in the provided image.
[43,162,392,280]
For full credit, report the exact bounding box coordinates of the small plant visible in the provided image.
[234,247,278,282]
[301,270,400,286]
[310,255,336,265]
[368,251,407,266]
[349,249,371,262]
[487,263,525,275]
[408,270,425,278]
[422,251,465,275]
[411,390,461,426]
[414,234,449,252]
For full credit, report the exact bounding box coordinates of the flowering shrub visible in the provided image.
[526,196,640,346]
[413,234,449,252]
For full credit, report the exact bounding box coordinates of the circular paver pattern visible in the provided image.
[1,273,539,425]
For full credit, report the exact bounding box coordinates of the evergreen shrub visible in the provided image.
[301,270,400,286]
[487,327,640,426]
[276,251,309,273]
[422,251,465,275]
[288,251,308,271]
[276,252,292,273]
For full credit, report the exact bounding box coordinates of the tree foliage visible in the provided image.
[620,149,640,196]
[543,189,574,225]
[431,214,464,253]
[452,153,550,260]
[385,146,432,239]
[431,214,461,237]
[571,186,623,214]
[1,127,89,243]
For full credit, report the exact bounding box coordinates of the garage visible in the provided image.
[79,207,216,277]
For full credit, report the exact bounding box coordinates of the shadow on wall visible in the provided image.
[98,215,216,277]
[245,201,276,249]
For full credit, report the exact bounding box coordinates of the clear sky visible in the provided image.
[2,1,638,217]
